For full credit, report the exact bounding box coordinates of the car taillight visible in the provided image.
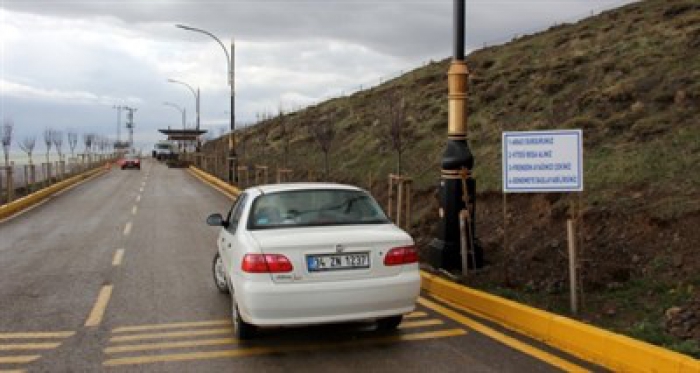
[384,246,418,266]
[242,254,293,273]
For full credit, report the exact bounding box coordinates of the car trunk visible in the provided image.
[249,224,412,284]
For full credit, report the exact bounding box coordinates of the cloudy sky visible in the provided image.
[1,0,635,152]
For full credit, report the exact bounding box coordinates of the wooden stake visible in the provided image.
[459,210,470,276]
[567,218,578,315]
[396,179,403,228]
[387,175,394,219]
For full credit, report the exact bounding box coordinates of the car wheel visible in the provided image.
[212,253,229,294]
[377,315,403,331]
[232,302,256,340]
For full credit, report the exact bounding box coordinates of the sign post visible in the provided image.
[502,129,583,314]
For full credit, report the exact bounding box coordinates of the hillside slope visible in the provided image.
[202,0,700,356]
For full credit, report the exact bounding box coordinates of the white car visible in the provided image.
[207,183,420,339]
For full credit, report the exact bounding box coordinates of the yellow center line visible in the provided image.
[404,311,427,319]
[0,355,40,364]
[131,205,138,215]
[0,342,61,351]
[112,319,231,333]
[109,328,233,343]
[0,369,27,373]
[112,249,125,267]
[85,285,114,327]
[104,328,466,366]
[105,337,238,354]
[123,222,132,236]
[417,297,590,373]
[398,319,444,329]
[0,331,74,339]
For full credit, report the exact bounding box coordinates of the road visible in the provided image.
[0,159,605,372]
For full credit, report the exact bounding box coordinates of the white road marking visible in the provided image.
[131,205,138,215]
[136,195,141,202]
[123,222,132,236]
[112,249,125,266]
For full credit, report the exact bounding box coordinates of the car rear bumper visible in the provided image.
[237,270,420,326]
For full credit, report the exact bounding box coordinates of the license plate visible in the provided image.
[307,252,370,272]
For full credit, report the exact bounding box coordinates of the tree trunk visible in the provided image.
[397,150,402,176]
[324,151,329,180]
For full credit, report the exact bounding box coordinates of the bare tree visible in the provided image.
[309,111,336,179]
[67,129,78,157]
[18,136,36,164]
[277,107,292,169]
[1,118,13,166]
[384,92,408,175]
[43,128,54,164]
[52,130,64,161]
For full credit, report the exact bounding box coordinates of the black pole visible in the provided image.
[454,0,465,60]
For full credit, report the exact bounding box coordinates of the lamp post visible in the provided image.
[176,24,236,184]
[427,0,483,271]
[112,105,126,146]
[167,78,199,131]
[163,102,186,130]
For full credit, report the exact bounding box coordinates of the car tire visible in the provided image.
[232,302,256,340]
[377,315,403,331]
[212,253,229,294]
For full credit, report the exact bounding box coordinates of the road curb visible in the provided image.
[188,166,240,199]
[420,271,700,372]
[0,166,109,221]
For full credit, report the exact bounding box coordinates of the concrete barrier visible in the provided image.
[188,166,241,199]
[420,271,700,372]
[0,166,107,221]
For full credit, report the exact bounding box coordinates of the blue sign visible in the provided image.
[502,130,583,193]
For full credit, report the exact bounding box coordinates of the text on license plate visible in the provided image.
[307,252,370,272]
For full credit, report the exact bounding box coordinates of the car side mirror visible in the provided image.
[206,213,226,227]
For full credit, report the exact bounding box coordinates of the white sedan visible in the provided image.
[207,183,420,339]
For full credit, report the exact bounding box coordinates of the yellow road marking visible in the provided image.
[131,205,138,215]
[0,342,61,351]
[123,222,132,236]
[85,285,114,327]
[112,249,124,267]
[110,328,233,343]
[112,319,231,333]
[0,355,39,364]
[0,331,74,339]
[104,328,466,366]
[0,369,27,373]
[398,319,444,329]
[417,297,589,373]
[105,337,238,354]
[404,311,427,319]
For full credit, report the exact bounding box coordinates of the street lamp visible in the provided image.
[167,78,199,131]
[163,102,186,130]
[176,23,236,184]
[112,105,126,146]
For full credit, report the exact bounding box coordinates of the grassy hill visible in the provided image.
[202,0,700,356]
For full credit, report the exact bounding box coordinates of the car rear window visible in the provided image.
[248,189,390,230]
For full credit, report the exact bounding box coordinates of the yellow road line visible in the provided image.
[105,337,238,354]
[112,249,124,267]
[0,342,61,350]
[85,285,114,327]
[188,170,236,200]
[131,205,138,215]
[123,222,132,236]
[110,328,233,342]
[0,355,39,364]
[398,319,444,329]
[0,369,27,373]
[112,319,231,333]
[0,331,74,339]
[417,297,589,373]
[104,328,466,366]
[405,311,427,319]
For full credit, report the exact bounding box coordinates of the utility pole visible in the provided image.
[427,0,483,271]
[113,105,126,145]
[123,106,137,152]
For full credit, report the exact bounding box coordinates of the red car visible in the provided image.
[121,154,141,170]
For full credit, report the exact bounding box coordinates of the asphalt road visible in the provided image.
[0,159,605,372]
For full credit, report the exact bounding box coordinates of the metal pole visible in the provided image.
[229,38,237,185]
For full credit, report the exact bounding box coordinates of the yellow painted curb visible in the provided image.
[420,271,700,372]
[188,166,241,198]
[0,166,108,221]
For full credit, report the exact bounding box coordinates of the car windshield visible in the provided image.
[248,189,390,229]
